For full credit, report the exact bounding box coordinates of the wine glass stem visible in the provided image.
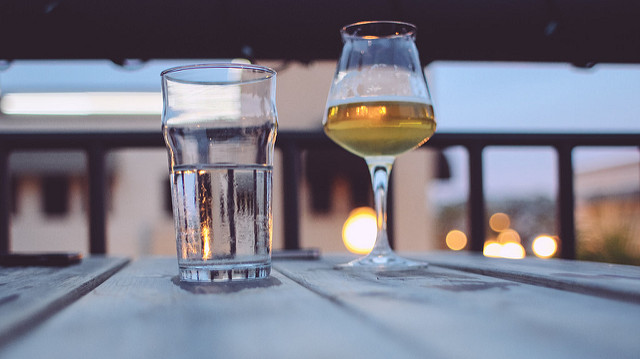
[366,158,395,257]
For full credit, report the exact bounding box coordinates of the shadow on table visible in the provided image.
[171,276,282,294]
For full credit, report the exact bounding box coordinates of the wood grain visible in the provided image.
[0,257,423,359]
[419,251,640,303]
[0,256,128,347]
[275,255,640,359]
[2,255,639,359]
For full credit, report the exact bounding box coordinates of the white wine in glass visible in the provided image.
[323,21,436,269]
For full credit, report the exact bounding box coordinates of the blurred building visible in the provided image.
[575,160,640,261]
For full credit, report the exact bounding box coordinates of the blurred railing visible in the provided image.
[1,131,638,258]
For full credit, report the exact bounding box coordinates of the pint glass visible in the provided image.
[161,64,277,282]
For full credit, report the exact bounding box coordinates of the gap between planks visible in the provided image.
[0,257,130,348]
[422,256,640,304]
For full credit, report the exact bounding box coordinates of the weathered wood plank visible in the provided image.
[0,258,424,359]
[419,251,640,303]
[275,255,640,359]
[0,256,128,347]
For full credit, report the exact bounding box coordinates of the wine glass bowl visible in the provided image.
[323,21,436,269]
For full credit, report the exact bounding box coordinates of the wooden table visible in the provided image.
[1,253,639,359]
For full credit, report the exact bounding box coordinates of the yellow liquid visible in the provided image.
[324,100,436,157]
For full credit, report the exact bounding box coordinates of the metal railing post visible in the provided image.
[88,145,108,254]
[556,144,576,259]
[0,149,10,254]
[387,170,395,249]
[467,143,486,252]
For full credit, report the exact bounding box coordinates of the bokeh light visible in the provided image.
[532,235,558,258]
[483,240,502,258]
[342,207,377,254]
[483,235,526,259]
[501,242,526,259]
[446,230,468,251]
[483,213,526,259]
[497,229,521,244]
[489,212,510,232]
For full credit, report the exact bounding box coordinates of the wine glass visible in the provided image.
[323,21,436,269]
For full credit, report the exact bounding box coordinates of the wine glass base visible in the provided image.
[336,252,427,270]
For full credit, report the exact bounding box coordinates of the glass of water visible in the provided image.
[161,64,278,282]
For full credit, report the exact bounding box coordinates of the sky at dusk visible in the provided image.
[425,61,640,204]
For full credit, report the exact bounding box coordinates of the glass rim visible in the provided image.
[161,63,276,85]
[341,20,416,39]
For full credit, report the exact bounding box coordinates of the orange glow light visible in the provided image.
[446,230,468,251]
[483,240,502,258]
[501,242,526,259]
[489,212,510,232]
[532,235,558,258]
[342,207,377,254]
[202,225,212,260]
[484,239,526,259]
[497,229,521,244]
